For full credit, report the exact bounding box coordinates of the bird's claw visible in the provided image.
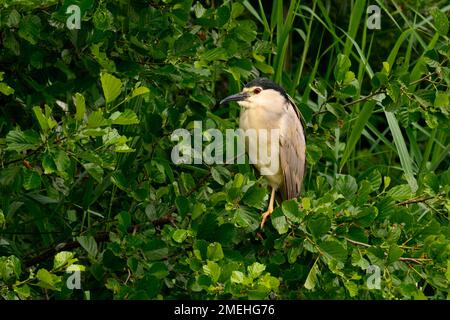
[260,210,273,229]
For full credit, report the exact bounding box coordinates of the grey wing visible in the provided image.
[279,98,306,200]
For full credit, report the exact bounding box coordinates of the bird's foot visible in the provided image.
[260,208,273,229]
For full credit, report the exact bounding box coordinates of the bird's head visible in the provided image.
[220,78,288,110]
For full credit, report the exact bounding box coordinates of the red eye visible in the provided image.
[253,88,262,94]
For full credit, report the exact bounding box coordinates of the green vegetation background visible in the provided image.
[0,0,449,299]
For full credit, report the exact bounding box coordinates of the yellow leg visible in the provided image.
[260,187,276,228]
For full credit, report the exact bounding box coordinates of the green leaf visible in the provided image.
[110,171,128,191]
[87,110,108,128]
[211,166,225,185]
[36,269,61,290]
[202,48,228,61]
[172,229,189,243]
[334,54,351,82]
[231,270,245,284]
[242,186,267,209]
[233,20,257,42]
[304,260,319,290]
[446,260,450,281]
[22,169,41,190]
[0,255,21,281]
[116,211,131,234]
[207,242,224,261]
[131,86,149,98]
[431,7,449,36]
[282,199,303,223]
[148,262,169,279]
[387,184,412,201]
[335,174,358,197]
[287,246,302,264]
[319,240,348,263]
[247,262,266,279]
[53,251,75,270]
[203,261,221,282]
[52,150,71,173]
[145,240,169,261]
[307,214,331,239]
[175,196,189,217]
[75,93,86,121]
[41,152,56,174]
[76,236,98,257]
[0,82,14,95]
[82,163,104,183]
[109,109,139,125]
[255,61,274,74]
[0,209,5,229]
[232,208,259,231]
[387,244,404,263]
[13,284,31,299]
[6,129,40,153]
[271,207,289,234]
[101,72,122,103]
[32,106,56,132]
[434,92,448,108]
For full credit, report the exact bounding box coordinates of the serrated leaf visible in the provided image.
[282,199,303,223]
[110,171,128,191]
[52,150,71,173]
[101,72,122,103]
[307,214,331,239]
[14,284,30,299]
[203,261,221,282]
[32,106,56,132]
[75,93,86,121]
[207,242,224,261]
[335,174,358,197]
[387,244,404,263]
[319,240,347,263]
[334,54,351,82]
[53,251,75,270]
[172,229,188,243]
[202,48,227,61]
[109,109,139,125]
[131,86,149,98]
[36,269,61,290]
[76,236,98,257]
[87,110,108,128]
[242,186,267,209]
[434,92,448,108]
[82,163,103,183]
[22,169,41,190]
[231,270,244,284]
[271,207,288,234]
[431,7,449,36]
[387,184,412,201]
[304,260,319,290]
[6,129,40,153]
[247,262,265,279]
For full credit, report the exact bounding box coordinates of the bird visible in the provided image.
[220,78,306,228]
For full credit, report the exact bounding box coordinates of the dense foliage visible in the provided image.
[0,0,449,300]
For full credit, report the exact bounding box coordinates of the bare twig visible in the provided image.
[343,237,428,265]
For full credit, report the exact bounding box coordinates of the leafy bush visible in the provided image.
[0,0,449,300]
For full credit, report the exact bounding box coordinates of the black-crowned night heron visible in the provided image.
[220,78,306,228]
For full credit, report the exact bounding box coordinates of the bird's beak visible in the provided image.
[220,92,249,105]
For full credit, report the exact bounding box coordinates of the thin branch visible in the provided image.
[396,194,443,206]
[342,89,386,108]
[344,237,428,265]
